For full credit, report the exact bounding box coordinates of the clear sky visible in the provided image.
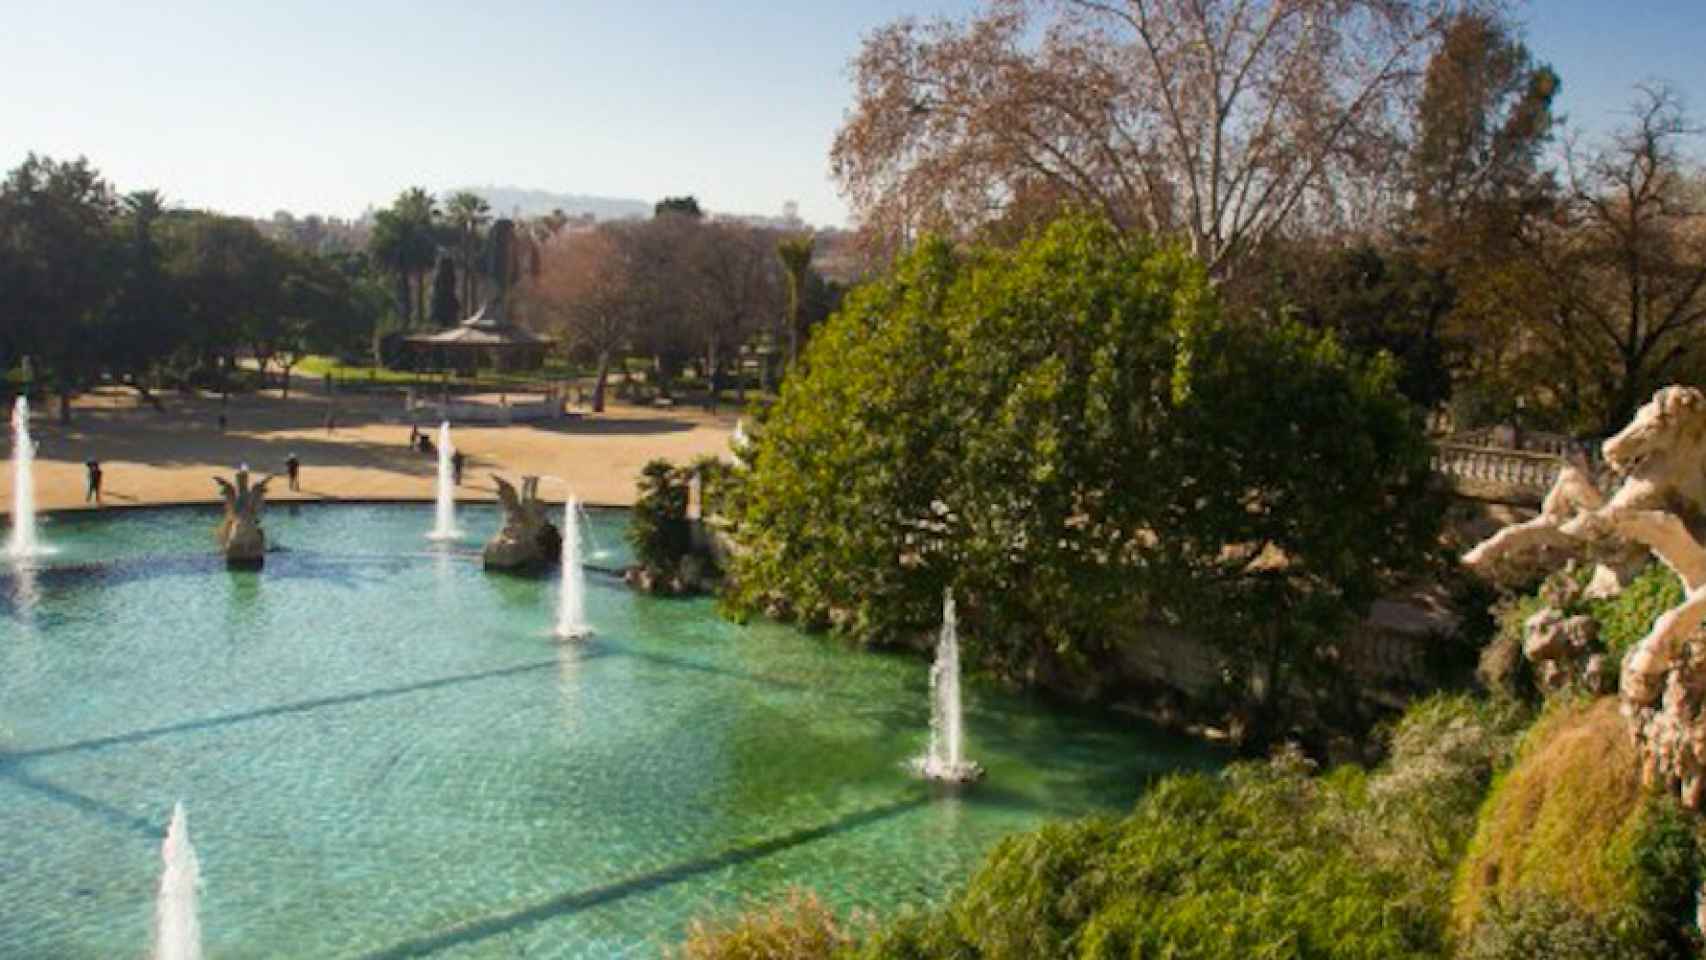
[2,1,1701,228]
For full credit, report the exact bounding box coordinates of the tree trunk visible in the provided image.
[592,350,612,413]
[127,379,166,413]
[705,333,720,408]
[414,272,426,327]
[281,367,292,400]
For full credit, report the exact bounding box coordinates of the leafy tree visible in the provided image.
[1247,240,1457,410]
[0,154,119,421]
[1409,10,1560,251]
[104,189,181,409]
[162,212,284,387]
[725,214,1436,710]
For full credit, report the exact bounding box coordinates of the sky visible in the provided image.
[2,0,1702,229]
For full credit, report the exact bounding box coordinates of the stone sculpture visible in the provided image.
[214,466,271,567]
[1463,385,1706,807]
[482,474,562,572]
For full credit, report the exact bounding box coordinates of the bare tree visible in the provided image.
[533,228,637,412]
[693,222,781,400]
[1475,86,1706,433]
[832,0,1462,278]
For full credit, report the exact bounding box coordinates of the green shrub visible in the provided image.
[680,695,1547,960]
[1365,695,1530,876]
[629,458,691,575]
[1583,564,1686,665]
[1460,892,1634,960]
[942,753,1448,959]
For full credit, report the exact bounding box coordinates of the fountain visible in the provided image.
[555,496,591,639]
[153,801,202,960]
[7,396,39,559]
[428,421,461,541]
[916,590,984,784]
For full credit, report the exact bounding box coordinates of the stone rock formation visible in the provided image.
[482,475,562,572]
[1463,385,1706,808]
[214,467,271,568]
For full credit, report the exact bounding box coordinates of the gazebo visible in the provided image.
[406,302,554,373]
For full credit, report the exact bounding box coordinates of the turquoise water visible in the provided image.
[0,505,1218,958]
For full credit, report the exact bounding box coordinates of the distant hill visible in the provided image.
[450,186,651,222]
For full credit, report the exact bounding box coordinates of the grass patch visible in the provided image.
[1452,696,1680,947]
[670,888,858,960]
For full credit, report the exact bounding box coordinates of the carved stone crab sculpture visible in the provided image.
[214,466,271,568]
[1463,385,1706,807]
[482,475,563,572]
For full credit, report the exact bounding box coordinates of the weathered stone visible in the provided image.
[1523,608,1567,660]
[482,475,562,572]
[214,467,271,568]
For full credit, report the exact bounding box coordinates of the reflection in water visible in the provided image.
[10,560,39,622]
[556,638,584,726]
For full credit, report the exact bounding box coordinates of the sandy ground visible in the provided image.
[0,383,738,516]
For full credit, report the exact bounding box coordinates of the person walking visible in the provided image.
[285,453,301,492]
[84,459,103,505]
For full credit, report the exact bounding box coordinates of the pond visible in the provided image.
[0,504,1218,958]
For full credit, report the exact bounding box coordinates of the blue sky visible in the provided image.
[2,1,1701,228]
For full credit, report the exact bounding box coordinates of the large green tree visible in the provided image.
[725,214,1436,716]
[0,154,120,421]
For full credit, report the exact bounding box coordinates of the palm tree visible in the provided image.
[445,191,490,318]
[368,188,440,328]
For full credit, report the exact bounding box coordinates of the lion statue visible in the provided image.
[1461,385,1706,809]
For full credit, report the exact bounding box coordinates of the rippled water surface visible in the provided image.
[0,504,1218,958]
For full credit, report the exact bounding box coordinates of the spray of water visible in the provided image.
[6,397,39,559]
[916,590,983,783]
[152,801,202,960]
[428,421,461,541]
[555,496,591,639]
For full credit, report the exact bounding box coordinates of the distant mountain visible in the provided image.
[450,186,651,222]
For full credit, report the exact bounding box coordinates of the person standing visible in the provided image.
[84,459,102,505]
[285,453,301,492]
[451,450,465,486]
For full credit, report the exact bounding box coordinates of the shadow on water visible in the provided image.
[355,794,931,959]
[0,658,561,764]
[0,766,162,841]
[0,551,478,623]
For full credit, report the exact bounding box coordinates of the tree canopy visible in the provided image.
[724,213,1437,708]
